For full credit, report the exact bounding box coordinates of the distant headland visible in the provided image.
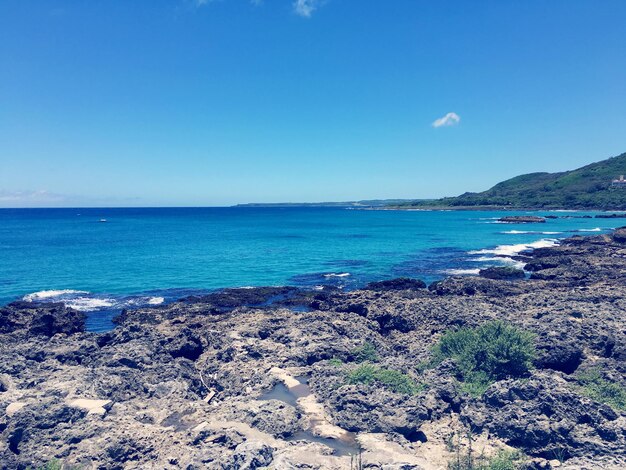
[236,151,626,211]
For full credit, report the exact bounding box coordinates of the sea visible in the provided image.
[1,207,623,332]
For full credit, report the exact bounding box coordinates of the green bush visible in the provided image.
[347,364,422,395]
[484,450,525,470]
[352,341,379,363]
[577,369,626,411]
[433,321,536,396]
[448,447,525,470]
[328,357,344,367]
[27,459,77,470]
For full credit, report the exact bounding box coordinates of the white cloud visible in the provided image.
[432,112,461,128]
[0,190,66,204]
[0,189,142,208]
[293,0,322,17]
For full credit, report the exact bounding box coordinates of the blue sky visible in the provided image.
[1,0,625,207]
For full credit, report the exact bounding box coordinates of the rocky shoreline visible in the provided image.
[2,229,626,469]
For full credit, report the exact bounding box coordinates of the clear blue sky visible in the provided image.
[1,0,625,207]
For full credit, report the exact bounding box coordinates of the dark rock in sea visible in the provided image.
[364,277,426,291]
[596,213,626,218]
[478,266,525,280]
[181,286,300,309]
[498,216,546,223]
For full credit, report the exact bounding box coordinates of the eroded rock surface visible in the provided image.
[2,229,626,469]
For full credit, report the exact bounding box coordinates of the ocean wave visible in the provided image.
[23,290,167,312]
[502,230,562,235]
[124,296,166,307]
[23,289,89,302]
[573,227,602,232]
[65,297,115,311]
[444,268,480,276]
[469,239,559,257]
[471,256,504,262]
[323,272,351,278]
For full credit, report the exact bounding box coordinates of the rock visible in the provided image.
[463,372,626,460]
[167,329,204,361]
[612,227,626,243]
[479,266,525,280]
[595,213,626,219]
[5,402,26,417]
[535,340,584,374]
[67,398,112,416]
[2,230,626,468]
[364,278,427,291]
[498,216,546,223]
[0,302,85,336]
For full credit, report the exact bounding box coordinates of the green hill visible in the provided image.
[402,152,626,210]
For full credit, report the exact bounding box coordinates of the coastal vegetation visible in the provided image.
[576,368,626,411]
[351,341,379,363]
[448,449,526,470]
[432,321,536,396]
[396,152,626,210]
[346,364,423,395]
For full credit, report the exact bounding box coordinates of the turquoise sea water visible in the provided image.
[1,207,623,331]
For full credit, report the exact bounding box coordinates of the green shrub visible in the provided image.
[328,357,344,367]
[577,369,626,411]
[27,459,76,470]
[347,364,422,395]
[433,321,536,396]
[448,447,525,470]
[352,341,379,363]
[483,450,526,470]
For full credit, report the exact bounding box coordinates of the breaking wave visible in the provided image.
[469,239,559,257]
[23,290,166,312]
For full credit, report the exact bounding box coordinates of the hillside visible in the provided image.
[400,152,626,210]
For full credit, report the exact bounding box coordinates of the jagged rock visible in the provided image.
[364,278,427,291]
[0,302,85,336]
[612,227,626,243]
[2,231,626,468]
[479,266,525,280]
[498,216,546,223]
[463,373,626,460]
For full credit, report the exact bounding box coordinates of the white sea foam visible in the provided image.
[444,268,480,276]
[471,256,504,262]
[23,290,166,311]
[502,230,562,235]
[469,239,559,257]
[575,227,602,232]
[323,272,350,278]
[65,297,115,311]
[23,289,89,302]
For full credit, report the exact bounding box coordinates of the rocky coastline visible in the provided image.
[2,229,626,469]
